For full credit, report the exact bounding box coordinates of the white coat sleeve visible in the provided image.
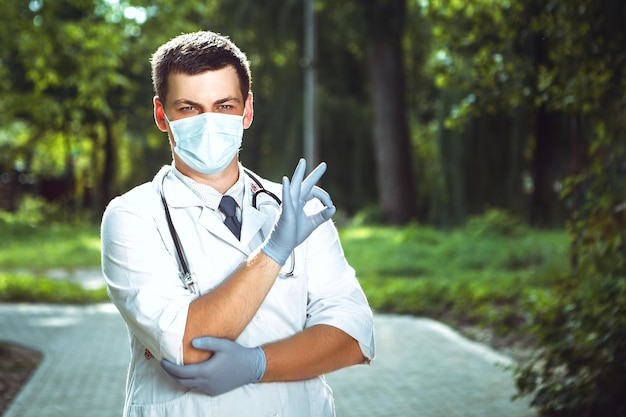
[101,186,193,365]
[303,217,376,362]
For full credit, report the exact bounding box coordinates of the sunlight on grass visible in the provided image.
[1,219,570,335]
[0,273,109,304]
[340,223,569,332]
[0,223,101,270]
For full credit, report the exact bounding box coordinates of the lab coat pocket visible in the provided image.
[127,390,210,417]
[305,376,335,417]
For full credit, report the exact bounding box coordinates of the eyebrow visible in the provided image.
[172,98,202,107]
[172,96,241,107]
[214,96,242,105]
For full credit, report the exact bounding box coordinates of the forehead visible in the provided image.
[165,66,242,104]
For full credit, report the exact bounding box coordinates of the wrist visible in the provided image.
[260,239,289,266]
[253,346,267,383]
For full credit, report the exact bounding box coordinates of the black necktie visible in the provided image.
[219,196,242,240]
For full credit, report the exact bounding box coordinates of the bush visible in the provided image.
[0,273,109,304]
[464,208,526,238]
[513,276,626,416]
[512,125,626,417]
[341,224,569,334]
[350,205,386,226]
[0,219,101,270]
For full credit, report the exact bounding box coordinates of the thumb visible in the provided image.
[192,336,232,352]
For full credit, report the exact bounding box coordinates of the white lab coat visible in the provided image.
[101,165,376,417]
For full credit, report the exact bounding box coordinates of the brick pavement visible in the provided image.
[0,303,537,417]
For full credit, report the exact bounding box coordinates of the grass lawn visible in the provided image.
[0,222,101,271]
[0,217,570,342]
[0,222,106,303]
[340,222,569,337]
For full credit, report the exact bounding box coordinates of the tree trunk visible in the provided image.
[530,107,566,226]
[365,0,418,225]
[101,118,115,213]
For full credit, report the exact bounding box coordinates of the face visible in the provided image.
[153,65,254,147]
[152,66,253,183]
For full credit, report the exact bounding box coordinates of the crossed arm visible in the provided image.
[175,160,366,390]
[183,249,365,381]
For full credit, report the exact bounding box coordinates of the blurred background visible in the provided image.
[1,1,625,416]
[1,0,623,228]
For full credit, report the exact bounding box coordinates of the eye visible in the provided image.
[181,106,198,112]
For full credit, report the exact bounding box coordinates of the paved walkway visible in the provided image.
[0,272,537,417]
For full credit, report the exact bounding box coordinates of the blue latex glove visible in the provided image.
[261,158,336,265]
[161,337,266,396]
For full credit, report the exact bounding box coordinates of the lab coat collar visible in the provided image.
[154,165,202,209]
[153,165,271,255]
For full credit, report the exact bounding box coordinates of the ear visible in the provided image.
[153,96,168,132]
[243,92,254,129]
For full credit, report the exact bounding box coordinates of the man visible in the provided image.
[101,30,375,416]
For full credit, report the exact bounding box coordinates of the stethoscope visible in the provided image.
[246,169,282,209]
[160,169,294,294]
[244,170,296,278]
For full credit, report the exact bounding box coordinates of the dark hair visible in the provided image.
[150,31,251,104]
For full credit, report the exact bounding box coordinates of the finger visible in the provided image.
[309,186,334,210]
[290,158,306,190]
[192,336,231,352]
[161,359,205,380]
[281,176,292,208]
[307,206,337,225]
[320,205,337,221]
[301,162,327,197]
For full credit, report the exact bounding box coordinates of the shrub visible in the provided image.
[464,208,525,238]
[514,276,626,416]
[0,273,109,304]
[512,124,626,417]
[350,205,386,226]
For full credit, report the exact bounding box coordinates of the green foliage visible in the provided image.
[513,277,626,416]
[464,208,525,238]
[0,207,101,270]
[0,273,108,304]
[512,121,626,416]
[0,194,87,228]
[424,0,626,129]
[340,223,569,333]
[0,0,383,215]
[0,206,105,303]
[350,205,386,226]
[0,205,568,331]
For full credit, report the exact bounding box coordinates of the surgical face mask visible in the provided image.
[166,112,244,175]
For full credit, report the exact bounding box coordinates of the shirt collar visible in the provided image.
[171,163,245,211]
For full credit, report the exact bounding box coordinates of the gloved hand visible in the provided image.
[161,337,266,396]
[261,158,336,265]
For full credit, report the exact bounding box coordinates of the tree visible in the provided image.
[0,0,147,215]
[143,0,418,222]
[364,0,419,224]
[511,1,626,414]
[0,0,428,225]
[317,0,421,224]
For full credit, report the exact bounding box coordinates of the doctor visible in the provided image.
[101,30,375,416]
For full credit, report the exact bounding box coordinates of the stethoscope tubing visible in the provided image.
[245,170,296,277]
[160,169,296,292]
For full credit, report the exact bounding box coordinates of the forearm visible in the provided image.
[183,249,281,363]
[183,160,336,364]
[260,324,366,382]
